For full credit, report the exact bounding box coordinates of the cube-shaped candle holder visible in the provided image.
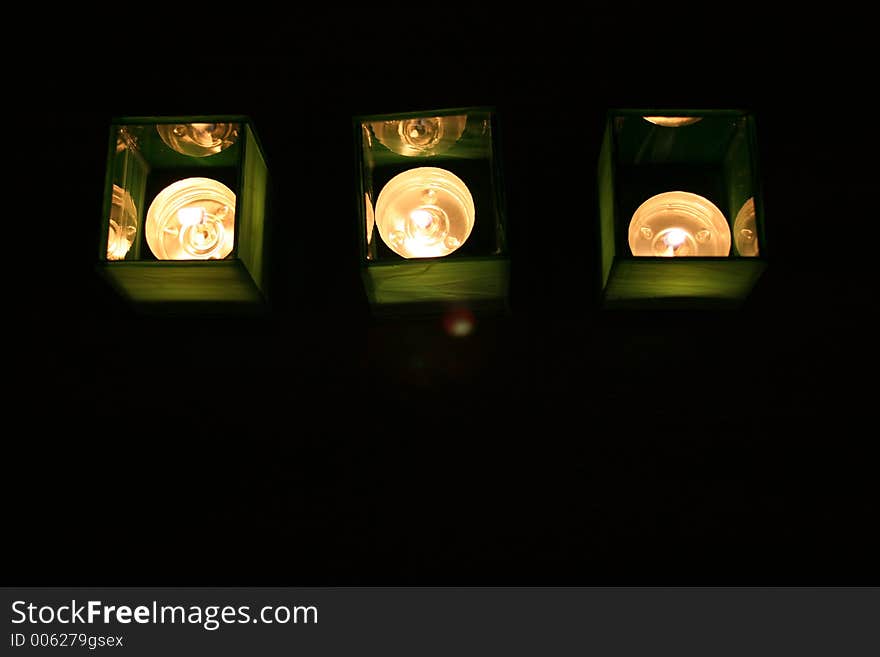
[97,116,269,312]
[355,107,509,314]
[598,110,767,309]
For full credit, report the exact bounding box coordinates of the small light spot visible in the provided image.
[443,308,476,337]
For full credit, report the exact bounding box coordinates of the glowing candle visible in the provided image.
[375,167,475,259]
[628,191,731,257]
[145,177,235,260]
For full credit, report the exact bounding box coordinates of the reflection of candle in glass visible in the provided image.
[156,122,239,157]
[369,115,467,157]
[365,193,375,245]
[733,197,759,256]
[145,177,236,260]
[628,191,731,257]
[643,116,702,127]
[375,167,474,258]
[107,184,138,260]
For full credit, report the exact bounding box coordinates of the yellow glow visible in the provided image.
[107,184,137,261]
[116,126,138,153]
[449,318,472,336]
[365,194,375,245]
[145,177,235,260]
[643,116,703,127]
[369,115,467,157]
[375,167,475,259]
[628,191,730,257]
[156,122,239,157]
[733,197,759,257]
[443,308,476,337]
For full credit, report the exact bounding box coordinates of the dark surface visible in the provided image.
[7,7,876,584]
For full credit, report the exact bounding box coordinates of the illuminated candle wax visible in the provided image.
[375,167,475,259]
[643,116,703,127]
[107,184,138,261]
[733,197,759,257]
[145,177,236,260]
[370,115,467,157]
[628,191,731,257]
[156,122,239,157]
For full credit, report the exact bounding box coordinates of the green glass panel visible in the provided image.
[100,126,149,262]
[237,123,268,294]
[101,261,263,305]
[598,121,616,289]
[604,259,767,308]
[363,258,509,306]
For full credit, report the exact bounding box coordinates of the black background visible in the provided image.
[7,6,876,584]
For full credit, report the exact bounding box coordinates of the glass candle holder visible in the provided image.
[628,191,731,257]
[145,177,236,261]
[375,167,475,259]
